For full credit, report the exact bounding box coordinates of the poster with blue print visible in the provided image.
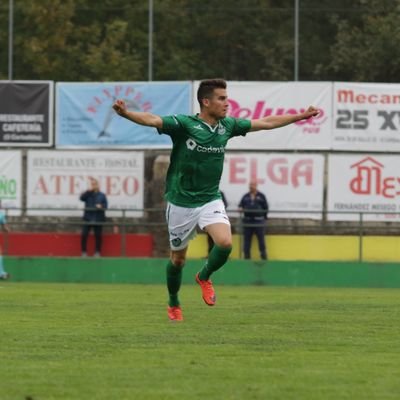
[56,82,191,148]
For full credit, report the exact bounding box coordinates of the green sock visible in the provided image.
[166,260,183,307]
[199,245,232,281]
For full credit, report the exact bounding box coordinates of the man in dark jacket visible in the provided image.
[238,180,269,260]
[80,178,108,257]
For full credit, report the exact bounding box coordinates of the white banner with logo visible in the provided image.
[220,153,324,219]
[193,81,332,150]
[332,82,400,151]
[0,151,22,216]
[328,154,400,221]
[27,150,144,217]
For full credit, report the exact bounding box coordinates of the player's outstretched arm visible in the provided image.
[112,99,163,128]
[249,106,319,132]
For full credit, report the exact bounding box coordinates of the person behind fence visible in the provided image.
[80,178,108,257]
[239,180,269,260]
[0,200,11,280]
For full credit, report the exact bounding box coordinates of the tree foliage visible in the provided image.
[0,0,399,82]
[326,0,400,82]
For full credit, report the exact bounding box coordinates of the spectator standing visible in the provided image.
[239,180,269,260]
[80,178,108,257]
[0,201,10,280]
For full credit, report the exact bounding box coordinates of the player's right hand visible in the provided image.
[113,99,127,116]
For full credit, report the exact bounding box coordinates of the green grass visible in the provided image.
[1,283,400,400]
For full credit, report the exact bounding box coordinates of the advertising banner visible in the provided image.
[332,82,400,151]
[27,151,144,217]
[193,81,332,150]
[328,154,400,221]
[0,151,22,215]
[56,82,191,148]
[0,81,53,146]
[220,153,325,219]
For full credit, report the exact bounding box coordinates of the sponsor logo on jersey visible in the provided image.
[186,138,197,150]
[186,139,225,153]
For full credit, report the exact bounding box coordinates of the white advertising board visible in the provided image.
[27,150,144,217]
[193,81,332,150]
[328,154,400,221]
[332,82,400,151]
[220,153,325,219]
[0,151,22,216]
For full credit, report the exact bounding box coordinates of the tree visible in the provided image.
[152,0,295,81]
[2,0,399,82]
[7,0,147,81]
[326,0,400,82]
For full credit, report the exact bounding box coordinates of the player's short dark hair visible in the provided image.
[197,79,227,108]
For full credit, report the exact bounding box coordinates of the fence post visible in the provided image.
[238,209,243,259]
[4,208,9,256]
[121,209,127,257]
[358,212,363,262]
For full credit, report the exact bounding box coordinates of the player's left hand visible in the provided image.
[303,106,319,119]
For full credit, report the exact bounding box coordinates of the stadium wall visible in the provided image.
[189,234,400,263]
[3,232,400,262]
[5,257,400,288]
[0,232,153,257]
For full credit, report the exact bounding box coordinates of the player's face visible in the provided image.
[207,88,229,119]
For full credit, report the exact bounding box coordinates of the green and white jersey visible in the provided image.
[158,114,251,207]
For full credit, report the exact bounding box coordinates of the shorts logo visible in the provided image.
[171,238,182,247]
[213,210,227,218]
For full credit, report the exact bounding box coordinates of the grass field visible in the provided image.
[1,283,400,400]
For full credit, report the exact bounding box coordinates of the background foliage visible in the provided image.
[0,0,399,82]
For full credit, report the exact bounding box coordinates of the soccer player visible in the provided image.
[113,79,319,321]
[0,201,11,280]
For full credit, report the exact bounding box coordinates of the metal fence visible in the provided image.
[1,207,400,260]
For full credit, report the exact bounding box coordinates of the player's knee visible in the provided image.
[171,254,186,267]
[214,238,232,249]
